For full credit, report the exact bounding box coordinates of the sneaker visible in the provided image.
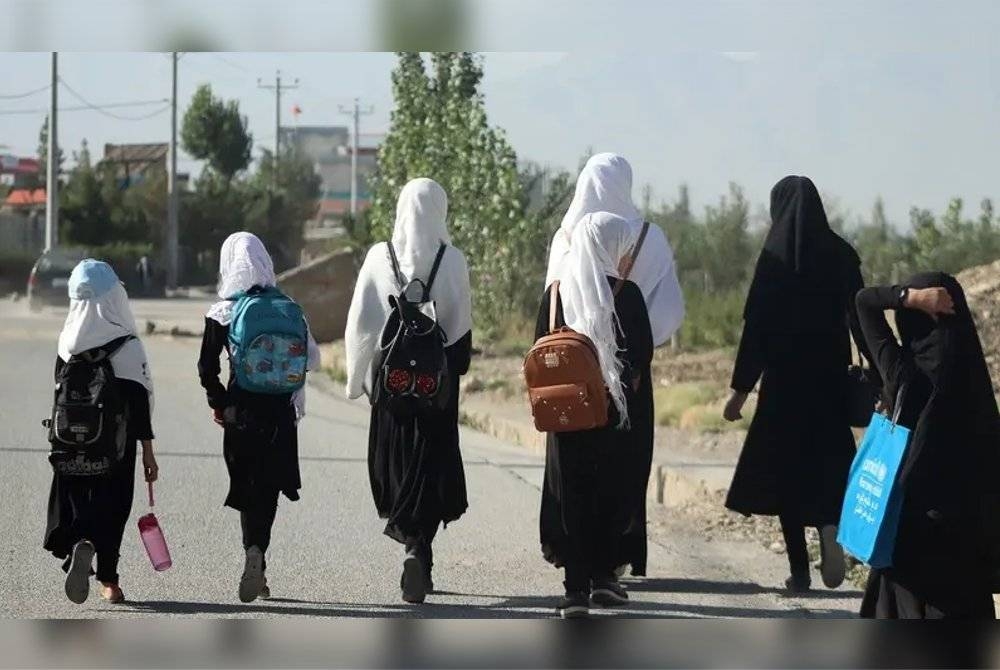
[591,579,629,608]
[556,591,590,619]
[65,540,95,604]
[401,549,427,604]
[819,525,846,589]
[99,582,125,604]
[784,574,812,594]
[239,546,265,603]
[259,575,271,600]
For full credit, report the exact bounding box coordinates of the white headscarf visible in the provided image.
[206,232,277,326]
[344,178,473,400]
[58,259,154,406]
[545,153,685,347]
[558,212,636,427]
[206,231,319,419]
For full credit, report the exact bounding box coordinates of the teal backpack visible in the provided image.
[228,286,309,394]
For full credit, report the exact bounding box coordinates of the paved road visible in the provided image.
[0,298,862,618]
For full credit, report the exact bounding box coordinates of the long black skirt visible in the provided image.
[367,349,469,545]
[43,445,137,584]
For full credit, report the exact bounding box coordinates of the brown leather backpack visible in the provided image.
[523,222,650,433]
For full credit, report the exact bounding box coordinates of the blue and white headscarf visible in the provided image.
[57,259,154,404]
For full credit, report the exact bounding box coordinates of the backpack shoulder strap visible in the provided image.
[613,221,651,297]
[386,242,406,290]
[423,243,448,301]
[548,281,561,333]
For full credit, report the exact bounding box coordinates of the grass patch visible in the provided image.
[325,363,347,384]
[654,382,719,426]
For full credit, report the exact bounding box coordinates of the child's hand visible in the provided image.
[723,391,748,422]
[905,287,955,321]
[142,447,158,483]
[212,408,225,426]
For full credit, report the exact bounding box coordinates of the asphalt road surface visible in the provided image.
[0,298,862,618]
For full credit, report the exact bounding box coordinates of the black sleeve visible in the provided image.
[120,379,154,441]
[54,357,63,381]
[731,309,765,394]
[855,285,906,393]
[446,330,473,376]
[198,317,230,410]
[622,282,654,373]
[845,263,882,388]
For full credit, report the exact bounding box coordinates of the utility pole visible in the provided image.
[45,51,58,251]
[338,97,373,217]
[257,70,298,178]
[166,51,179,289]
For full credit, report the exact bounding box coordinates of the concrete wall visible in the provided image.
[277,249,357,343]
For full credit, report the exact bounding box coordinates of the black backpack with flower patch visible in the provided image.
[373,242,451,418]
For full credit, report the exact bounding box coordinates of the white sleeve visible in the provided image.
[344,248,381,400]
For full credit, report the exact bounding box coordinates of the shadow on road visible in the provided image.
[625,576,863,600]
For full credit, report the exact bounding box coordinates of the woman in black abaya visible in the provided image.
[723,175,874,592]
[537,212,654,618]
[344,178,473,605]
[855,273,1000,619]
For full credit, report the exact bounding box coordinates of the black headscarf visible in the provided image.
[745,175,859,329]
[891,272,1000,518]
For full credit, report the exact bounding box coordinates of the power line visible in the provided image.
[0,99,171,117]
[58,77,170,121]
[0,84,51,100]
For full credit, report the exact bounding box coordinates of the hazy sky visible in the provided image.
[1,23,997,228]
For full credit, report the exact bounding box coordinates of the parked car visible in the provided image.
[27,247,89,310]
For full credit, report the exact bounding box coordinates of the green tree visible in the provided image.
[701,183,752,291]
[243,147,321,271]
[61,140,110,246]
[368,52,525,331]
[36,115,65,187]
[181,84,253,181]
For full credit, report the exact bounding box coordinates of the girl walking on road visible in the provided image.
[44,260,158,605]
[199,232,320,603]
[545,152,684,578]
[855,273,1000,619]
[536,212,654,618]
[344,178,473,604]
[722,175,873,593]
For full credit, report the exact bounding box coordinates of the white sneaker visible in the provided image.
[239,546,264,603]
[819,525,846,589]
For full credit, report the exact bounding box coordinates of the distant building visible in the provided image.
[101,143,189,189]
[0,154,40,189]
[0,154,44,254]
[278,125,380,241]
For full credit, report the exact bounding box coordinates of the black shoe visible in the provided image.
[818,525,846,589]
[65,540,95,604]
[239,546,265,603]
[401,549,427,604]
[785,574,812,594]
[556,591,590,619]
[591,579,629,608]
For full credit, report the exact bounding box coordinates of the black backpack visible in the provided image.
[44,335,133,477]
[373,242,451,418]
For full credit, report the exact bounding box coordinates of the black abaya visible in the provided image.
[537,278,654,588]
[43,360,153,584]
[198,316,302,514]
[726,176,872,527]
[856,275,1000,619]
[368,330,472,545]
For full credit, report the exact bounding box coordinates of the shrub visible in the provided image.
[678,288,746,350]
[654,382,719,427]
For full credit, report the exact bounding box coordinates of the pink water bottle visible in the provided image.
[138,482,172,571]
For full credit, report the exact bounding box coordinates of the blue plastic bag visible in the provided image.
[836,410,911,568]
